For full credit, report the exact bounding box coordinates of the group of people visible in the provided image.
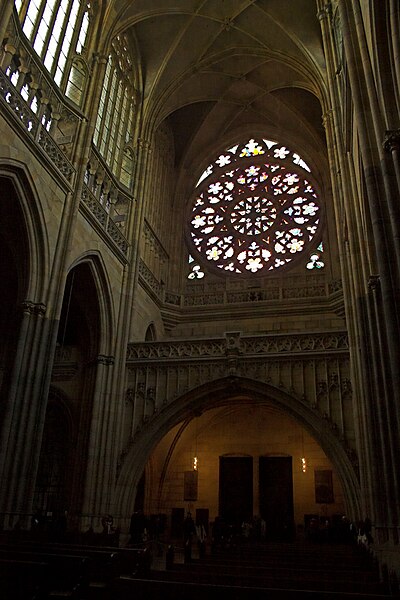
[306,514,374,545]
[129,510,166,547]
[183,512,207,559]
[26,508,374,552]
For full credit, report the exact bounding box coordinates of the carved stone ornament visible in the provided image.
[97,354,115,365]
[21,300,47,316]
[383,129,400,153]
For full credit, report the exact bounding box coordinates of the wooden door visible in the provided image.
[259,456,294,540]
[219,456,253,528]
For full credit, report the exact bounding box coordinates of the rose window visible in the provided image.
[188,138,322,275]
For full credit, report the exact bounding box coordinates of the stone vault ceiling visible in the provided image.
[108,0,327,171]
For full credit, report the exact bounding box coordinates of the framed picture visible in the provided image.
[314,469,334,503]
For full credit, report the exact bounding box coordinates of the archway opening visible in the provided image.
[139,402,346,544]
[35,262,102,521]
[0,177,30,403]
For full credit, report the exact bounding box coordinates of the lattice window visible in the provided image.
[306,242,325,270]
[187,255,205,280]
[188,138,323,276]
[93,34,136,187]
[14,0,91,100]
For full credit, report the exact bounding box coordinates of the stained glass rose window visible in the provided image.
[188,138,322,275]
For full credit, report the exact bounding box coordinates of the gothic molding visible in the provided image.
[127,331,349,362]
[125,332,353,462]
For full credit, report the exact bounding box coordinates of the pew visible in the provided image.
[0,549,90,598]
[0,558,47,599]
[15,540,152,576]
[0,539,152,598]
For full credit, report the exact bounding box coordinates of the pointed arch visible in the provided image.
[115,376,361,520]
[33,386,75,514]
[68,251,115,355]
[0,161,49,302]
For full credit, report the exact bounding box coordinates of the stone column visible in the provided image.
[111,137,154,512]
[0,0,14,52]
[80,354,115,528]
[0,299,54,529]
[383,129,400,200]
[337,0,400,543]
[317,2,378,523]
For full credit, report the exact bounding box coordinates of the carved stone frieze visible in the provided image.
[126,331,352,446]
[127,333,349,365]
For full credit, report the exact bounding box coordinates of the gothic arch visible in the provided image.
[0,161,49,302]
[0,163,49,406]
[34,387,75,514]
[67,252,115,355]
[115,376,361,520]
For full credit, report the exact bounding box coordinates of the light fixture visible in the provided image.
[193,456,198,471]
[301,429,307,472]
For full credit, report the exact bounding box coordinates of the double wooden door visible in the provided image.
[219,455,294,539]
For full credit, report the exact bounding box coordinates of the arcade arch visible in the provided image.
[115,377,361,529]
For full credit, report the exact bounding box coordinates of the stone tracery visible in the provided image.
[189,138,322,276]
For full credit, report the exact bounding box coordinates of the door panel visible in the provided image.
[219,456,253,527]
[259,456,294,540]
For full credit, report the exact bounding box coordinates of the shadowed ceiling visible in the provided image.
[109,0,327,174]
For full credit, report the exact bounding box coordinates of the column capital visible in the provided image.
[383,129,400,153]
[21,300,47,316]
[322,108,334,128]
[137,138,152,153]
[92,52,109,65]
[317,3,332,22]
[368,275,380,291]
[96,354,115,365]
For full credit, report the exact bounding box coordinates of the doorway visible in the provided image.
[259,456,294,540]
[219,456,253,528]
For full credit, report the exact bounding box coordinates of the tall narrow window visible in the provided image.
[15,0,91,94]
[65,59,86,105]
[93,34,137,187]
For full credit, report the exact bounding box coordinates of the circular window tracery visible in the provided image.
[188,138,322,275]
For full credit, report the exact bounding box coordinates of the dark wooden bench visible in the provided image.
[16,540,152,576]
[0,557,48,599]
[0,548,90,598]
[12,543,120,581]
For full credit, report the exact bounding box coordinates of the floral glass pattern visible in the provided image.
[189,138,321,275]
